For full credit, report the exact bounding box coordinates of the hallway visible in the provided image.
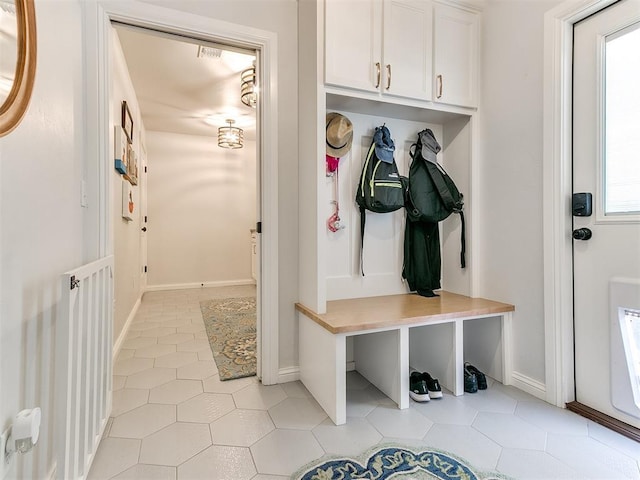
[88,288,640,479]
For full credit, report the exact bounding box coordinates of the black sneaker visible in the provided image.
[410,371,430,402]
[464,365,478,393]
[422,372,443,398]
[464,362,487,390]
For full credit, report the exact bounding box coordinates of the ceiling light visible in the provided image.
[218,119,243,149]
[240,65,257,108]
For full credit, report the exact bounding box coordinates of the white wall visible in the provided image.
[1,1,296,476]
[0,1,84,477]
[478,0,562,389]
[112,29,146,342]
[146,131,257,288]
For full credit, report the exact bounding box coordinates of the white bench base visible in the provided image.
[297,292,514,425]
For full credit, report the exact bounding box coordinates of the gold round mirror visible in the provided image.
[0,0,36,137]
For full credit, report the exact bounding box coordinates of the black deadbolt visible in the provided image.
[572,228,592,240]
[572,193,593,217]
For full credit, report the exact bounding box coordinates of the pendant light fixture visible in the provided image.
[240,64,257,108]
[218,119,243,149]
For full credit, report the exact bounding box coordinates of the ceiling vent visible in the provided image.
[0,0,16,14]
[197,46,222,60]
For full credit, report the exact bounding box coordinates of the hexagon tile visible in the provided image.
[251,429,324,476]
[149,379,203,404]
[268,397,327,430]
[177,392,235,423]
[210,409,275,447]
[139,422,212,466]
[88,287,640,480]
[179,445,257,480]
[109,403,176,439]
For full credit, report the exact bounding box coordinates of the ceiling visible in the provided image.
[114,24,257,140]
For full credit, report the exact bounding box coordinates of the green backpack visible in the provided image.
[355,125,405,274]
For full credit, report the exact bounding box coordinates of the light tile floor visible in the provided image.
[89,287,640,480]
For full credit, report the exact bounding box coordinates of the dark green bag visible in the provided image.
[405,128,466,268]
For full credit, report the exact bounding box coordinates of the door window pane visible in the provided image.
[605,24,640,215]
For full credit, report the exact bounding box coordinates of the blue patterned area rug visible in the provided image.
[293,444,511,480]
[199,297,256,381]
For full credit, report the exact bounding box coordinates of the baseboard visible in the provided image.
[145,279,256,292]
[510,371,547,400]
[48,463,56,480]
[113,295,141,358]
[279,362,355,385]
[278,366,300,383]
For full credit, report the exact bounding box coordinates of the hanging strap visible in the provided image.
[459,210,466,269]
[334,167,340,215]
[425,161,466,268]
[426,162,461,212]
[360,206,366,276]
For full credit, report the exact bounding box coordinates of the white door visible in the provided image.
[139,142,148,290]
[382,0,432,100]
[573,0,640,428]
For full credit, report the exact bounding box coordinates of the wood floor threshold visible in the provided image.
[566,401,640,443]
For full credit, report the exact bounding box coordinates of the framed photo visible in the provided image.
[122,179,135,221]
[114,126,128,174]
[121,101,134,144]
[127,144,138,185]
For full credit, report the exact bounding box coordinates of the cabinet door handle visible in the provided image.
[375,62,381,88]
[437,74,443,99]
[386,64,391,90]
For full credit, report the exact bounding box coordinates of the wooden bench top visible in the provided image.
[295,291,515,334]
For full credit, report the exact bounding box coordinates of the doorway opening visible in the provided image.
[84,2,280,386]
[111,22,262,379]
[543,0,640,442]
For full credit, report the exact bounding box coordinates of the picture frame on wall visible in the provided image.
[114,126,128,175]
[122,179,135,221]
[121,101,134,144]
[127,144,138,185]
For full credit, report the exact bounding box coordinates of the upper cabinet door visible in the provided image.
[383,0,432,100]
[433,4,479,108]
[325,0,382,92]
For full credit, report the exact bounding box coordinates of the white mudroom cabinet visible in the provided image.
[324,0,478,107]
[298,0,499,386]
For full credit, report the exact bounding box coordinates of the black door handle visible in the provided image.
[141,227,147,232]
[572,228,592,240]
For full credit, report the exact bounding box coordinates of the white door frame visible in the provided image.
[83,0,280,385]
[542,0,618,407]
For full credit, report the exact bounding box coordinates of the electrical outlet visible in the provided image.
[0,428,15,479]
